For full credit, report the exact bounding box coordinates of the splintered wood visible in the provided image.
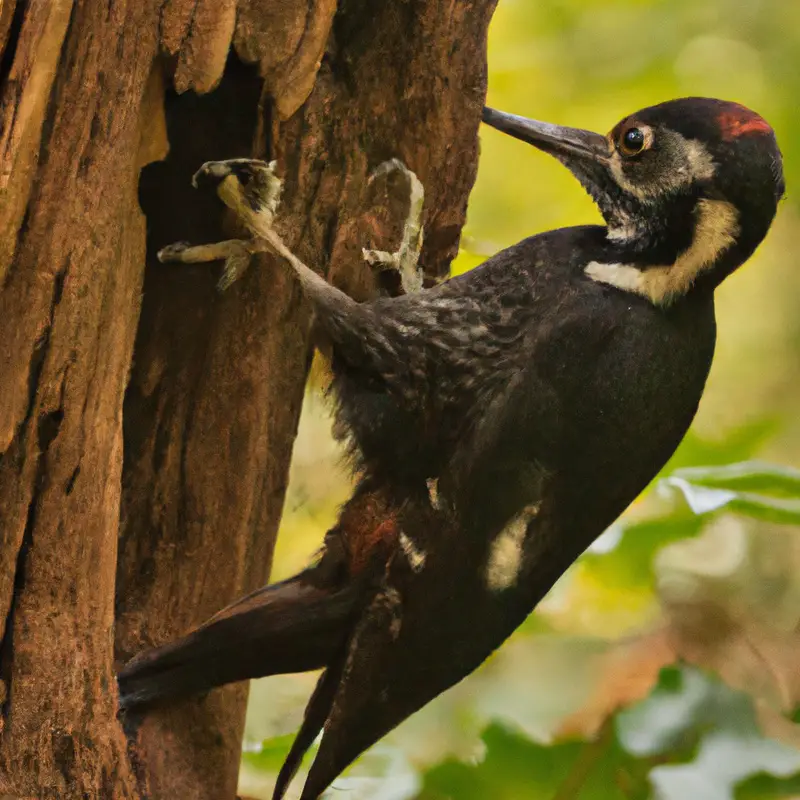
[0,0,499,797]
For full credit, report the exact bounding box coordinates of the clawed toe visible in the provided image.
[368,158,417,186]
[157,241,191,262]
[192,158,273,188]
[192,159,283,221]
[158,154,428,299]
[362,159,425,294]
[217,250,254,292]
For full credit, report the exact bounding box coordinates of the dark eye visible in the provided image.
[620,127,646,155]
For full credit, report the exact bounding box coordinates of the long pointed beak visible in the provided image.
[482,107,610,162]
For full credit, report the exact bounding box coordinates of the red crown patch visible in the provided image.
[718,106,773,141]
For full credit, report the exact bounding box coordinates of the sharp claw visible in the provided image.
[363,159,426,294]
[191,159,279,192]
[190,158,284,234]
[368,158,411,185]
[217,252,252,292]
[164,158,336,297]
[157,241,191,262]
[361,247,398,268]
[192,161,233,189]
[216,271,237,292]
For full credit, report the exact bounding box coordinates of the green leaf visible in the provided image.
[736,771,800,799]
[418,722,653,800]
[661,422,780,474]
[580,513,704,589]
[332,744,421,800]
[646,458,800,525]
[617,666,752,757]
[579,441,792,592]
[661,476,800,525]
[669,461,800,497]
[242,735,418,799]
[241,733,299,773]
[417,667,800,800]
[651,733,800,800]
[617,666,800,800]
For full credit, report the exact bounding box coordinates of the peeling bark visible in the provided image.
[0,0,498,797]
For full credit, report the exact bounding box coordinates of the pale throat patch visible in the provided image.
[586,199,740,304]
[485,504,540,592]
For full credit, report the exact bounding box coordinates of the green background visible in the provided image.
[241,1,800,797]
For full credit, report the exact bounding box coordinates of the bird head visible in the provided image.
[482,98,784,304]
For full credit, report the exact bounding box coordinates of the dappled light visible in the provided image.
[240,1,800,797]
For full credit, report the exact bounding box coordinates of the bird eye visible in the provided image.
[620,127,646,156]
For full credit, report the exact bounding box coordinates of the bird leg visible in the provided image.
[157,239,256,291]
[157,158,426,295]
[157,159,312,292]
[361,158,425,294]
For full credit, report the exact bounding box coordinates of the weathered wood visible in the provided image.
[0,0,498,797]
[0,0,19,60]
[234,0,338,120]
[0,0,159,795]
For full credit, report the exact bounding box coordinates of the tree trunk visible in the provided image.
[0,1,497,798]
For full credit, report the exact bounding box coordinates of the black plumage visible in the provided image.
[119,97,784,799]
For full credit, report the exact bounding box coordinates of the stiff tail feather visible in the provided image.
[118,573,358,710]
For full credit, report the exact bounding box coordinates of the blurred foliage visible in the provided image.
[240,0,800,797]
[242,453,800,798]
[419,667,800,800]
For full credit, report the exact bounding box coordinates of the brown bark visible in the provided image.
[0,1,497,798]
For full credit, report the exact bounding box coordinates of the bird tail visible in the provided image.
[117,572,358,711]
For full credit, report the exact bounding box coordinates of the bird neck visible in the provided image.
[587,195,741,305]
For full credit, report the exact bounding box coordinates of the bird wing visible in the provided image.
[327,256,556,488]
[288,488,555,800]
[281,276,625,798]
[277,360,567,799]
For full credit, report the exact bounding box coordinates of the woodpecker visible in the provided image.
[119,98,784,799]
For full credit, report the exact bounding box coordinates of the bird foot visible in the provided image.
[361,158,425,294]
[191,158,284,224]
[157,241,191,260]
[157,238,255,290]
[157,157,426,296]
[157,159,283,291]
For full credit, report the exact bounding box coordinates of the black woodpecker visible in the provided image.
[119,98,784,800]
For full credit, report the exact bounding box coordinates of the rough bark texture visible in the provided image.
[0,0,497,798]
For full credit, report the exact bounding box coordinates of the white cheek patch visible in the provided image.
[587,199,739,305]
[485,504,540,592]
[684,140,716,182]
